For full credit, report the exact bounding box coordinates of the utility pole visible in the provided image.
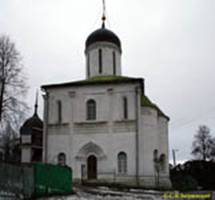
[172,149,179,167]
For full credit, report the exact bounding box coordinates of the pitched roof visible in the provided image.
[141,95,170,120]
[41,76,144,89]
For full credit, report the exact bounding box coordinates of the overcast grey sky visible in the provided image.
[1,0,215,163]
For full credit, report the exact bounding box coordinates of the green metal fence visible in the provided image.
[34,163,72,197]
[0,162,34,199]
[0,162,72,199]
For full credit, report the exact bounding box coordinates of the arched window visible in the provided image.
[0,152,3,161]
[123,97,128,119]
[98,49,102,74]
[153,150,166,173]
[87,99,96,120]
[58,152,66,166]
[160,153,166,172]
[113,51,116,75]
[153,149,158,162]
[118,152,127,174]
[87,53,90,77]
[57,100,62,123]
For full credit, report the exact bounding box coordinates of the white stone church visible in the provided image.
[41,19,171,188]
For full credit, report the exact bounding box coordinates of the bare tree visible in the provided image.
[0,35,28,126]
[191,125,215,161]
[1,122,20,162]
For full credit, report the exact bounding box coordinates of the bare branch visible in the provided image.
[191,125,215,161]
[0,34,28,127]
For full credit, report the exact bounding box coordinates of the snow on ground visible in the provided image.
[39,187,215,200]
[2,186,215,200]
[42,193,158,200]
[0,191,19,199]
[39,187,163,200]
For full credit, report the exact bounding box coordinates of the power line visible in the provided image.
[171,107,215,130]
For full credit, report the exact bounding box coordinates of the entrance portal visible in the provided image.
[87,155,97,180]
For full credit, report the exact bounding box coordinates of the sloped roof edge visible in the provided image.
[41,76,144,89]
[141,95,170,120]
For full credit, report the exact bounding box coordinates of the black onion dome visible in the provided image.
[20,113,43,135]
[86,27,121,50]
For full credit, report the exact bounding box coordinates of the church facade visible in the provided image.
[41,21,171,188]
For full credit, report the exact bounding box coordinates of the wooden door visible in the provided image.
[87,155,97,180]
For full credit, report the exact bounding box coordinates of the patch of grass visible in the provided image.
[87,75,134,81]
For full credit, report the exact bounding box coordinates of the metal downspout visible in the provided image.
[43,91,49,163]
[135,86,140,185]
